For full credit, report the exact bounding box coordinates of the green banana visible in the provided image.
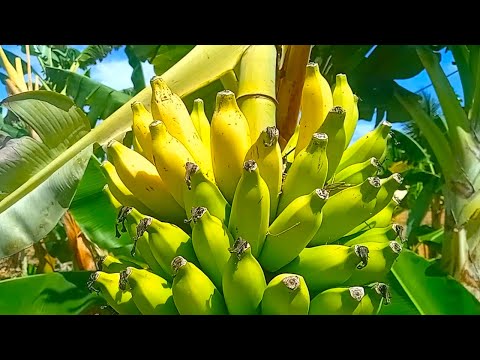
[118,267,178,315]
[374,173,404,213]
[189,206,234,290]
[276,133,329,215]
[341,223,405,247]
[258,188,329,272]
[309,286,366,315]
[87,271,141,315]
[97,254,144,274]
[261,274,310,315]
[356,282,392,315]
[282,123,300,164]
[344,94,359,149]
[245,126,283,223]
[336,120,392,173]
[222,238,267,315]
[228,160,270,258]
[333,157,381,185]
[171,256,228,315]
[279,244,369,296]
[183,161,231,225]
[332,74,356,150]
[309,177,382,246]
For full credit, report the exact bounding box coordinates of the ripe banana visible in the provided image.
[222,238,266,315]
[344,94,359,149]
[341,223,405,247]
[245,126,283,223]
[261,274,310,315]
[87,271,141,315]
[131,101,154,163]
[150,76,214,179]
[332,74,356,150]
[183,161,231,225]
[279,244,369,296]
[189,206,234,290]
[118,267,178,315]
[333,157,381,185]
[336,120,392,173]
[228,160,270,258]
[309,177,382,246]
[210,89,251,203]
[258,188,329,272]
[295,62,333,157]
[190,98,211,149]
[171,256,228,315]
[276,133,329,215]
[309,286,365,315]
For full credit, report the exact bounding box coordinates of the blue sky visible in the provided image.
[0,45,463,142]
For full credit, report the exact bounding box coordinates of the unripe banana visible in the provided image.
[332,74,356,150]
[374,173,404,213]
[118,267,178,315]
[245,126,283,223]
[183,161,231,225]
[279,244,369,296]
[277,133,329,215]
[309,177,382,246]
[357,282,392,314]
[295,62,333,157]
[317,106,347,181]
[87,271,141,315]
[344,241,403,286]
[222,238,266,315]
[97,254,144,274]
[336,120,392,173]
[210,90,251,203]
[309,286,365,315]
[150,77,214,180]
[341,223,405,247]
[189,206,234,290]
[190,98,211,149]
[228,160,270,258]
[131,101,154,163]
[261,274,310,315]
[334,157,381,185]
[102,184,123,213]
[259,188,329,272]
[171,256,228,315]
[106,140,185,226]
[345,94,359,149]
[282,123,300,164]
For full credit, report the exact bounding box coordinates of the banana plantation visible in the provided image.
[0,45,479,315]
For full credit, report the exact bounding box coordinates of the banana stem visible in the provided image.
[185,161,199,190]
[26,45,33,91]
[220,69,239,94]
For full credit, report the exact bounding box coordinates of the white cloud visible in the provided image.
[142,62,156,82]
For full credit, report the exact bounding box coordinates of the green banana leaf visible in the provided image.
[151,45,195,76]
[379,250,480,315]
[0,91,92,259]
[125,45,146,95]
[75,45,122,69]
[0,272,105,315]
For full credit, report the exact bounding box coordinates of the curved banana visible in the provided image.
[222,238,266,315]
[190,98,211,149]
[277,133,329,215]
[171,256,228,315]
[86,271,141,315]
[374,173,404,213]
[332,74,356,150]
[261,274,310,315]
[282,123,300,164]
[279,244,369,296]
[189,206,234,290]
[357,282,392,314]
[309,286,365,315]
[228,160,270,258]
[258,188,329,272]
[106,140,185,226]
[150,77,214,179]
[97,253,144,274]
[210,89,251,203]
[295,62,333,157]
[333,157,381,185]
[336,120,392,173]
[309,177,382,246]
[341,223,405,247]
[118,267,178,315]
[183,161,231,225]
[245,126,283,223]
[131,101,154,163]
[345,94,359,149]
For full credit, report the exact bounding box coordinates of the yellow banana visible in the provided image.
[210,89,251,203]
[222,238,266,315]
[258,188,330,272]
[97,254,144,274]
[150,76,214,179]
[118,267,178,315]
[309,286,365,315]
[276,133,329,215]
[282,123,300,164]
[171,256,228,315]
[189,206,234,290]
[309,177,382,246]
[261,274,310,315]
[279,244,369,296]
[245,126,283,223]
[190,98,211,149]
[345,94,360,149]
[332,74,356,149]
[341,223,405,247]
[228,160,270,258]
[333,157,381,185]
[87,271,141,315]
[295,62,333,157]
[183,161,231,225]
[106,140,186,226]
[131,101,154,163]
[336,120,392,173]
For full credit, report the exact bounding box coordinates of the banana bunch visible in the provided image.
[91,60,406,315]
